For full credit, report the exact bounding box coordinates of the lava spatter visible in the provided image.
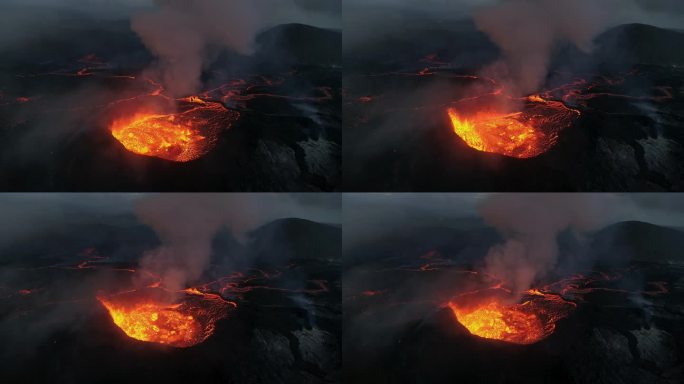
[448,95,580,159]
[448,290,575,345]
[110,98,239,162]
[97,288,235,348]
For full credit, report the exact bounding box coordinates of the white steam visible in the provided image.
[472,0,684,96]
[473,0,611,95]
[135,193,339,291]
[132,0,338,96]
[478,193,628,293]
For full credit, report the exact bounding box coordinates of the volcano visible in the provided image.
[0,213,341,383]
[0,3,341,191]
[343,219,684,383]
[344,19,684,191]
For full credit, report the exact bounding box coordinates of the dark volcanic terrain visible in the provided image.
[344,19,684,191]
[0,4,341,191]
[0,215,341,384]
[343,220,684,384]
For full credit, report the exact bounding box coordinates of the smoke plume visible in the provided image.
[473,0,611,96]
[132,0,337,96]
[478,193,627,294]
[134,193,339,291]
[471,0,684,96]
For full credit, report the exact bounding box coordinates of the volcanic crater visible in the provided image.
[0,216,341,384]
[0,4,341,191]
[344,19,684,191]
[343,220,684,383]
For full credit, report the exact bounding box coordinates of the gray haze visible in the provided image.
[344,193,684,251]
[131,0,340,96]
[0,194,139,248]
[0,193,341,288]
[345,0,684,24]
[345,1,684,89]
[0,0,341,96]
[344,193,684,298]
[134,193,340,290]
[478,194,625,294]
[472,0,684,96]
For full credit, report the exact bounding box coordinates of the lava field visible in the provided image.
[343,220,684,383]
[344,19,684,191]
[0,5,341,191]
[0,215,341,384]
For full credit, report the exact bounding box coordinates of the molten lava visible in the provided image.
[98,298,202,347]
[448,96,580,158]
[448,109,544,158]
[449,291,575,345]
[98,289,234,348]
[110,99,239,162]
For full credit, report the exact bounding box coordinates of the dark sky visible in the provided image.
[343,194,684,248]
[344,0,684,28]
[2,0,341,17]
[0,0,341,56]
[346,193,684,224]
[0,193,341,248]
[346,0,683,12]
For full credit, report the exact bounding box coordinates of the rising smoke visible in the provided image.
[342,193,684,362]
[134,193,340,291]
[477,193,628,294]
[473,0,609,96]
[472,0,684,96]
[346,0,684,95]
[132,0,339,96]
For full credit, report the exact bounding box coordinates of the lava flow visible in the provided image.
[448,96,580,159]
[110,98,239,162]
[448,290,576,345]
[97,288,235,348]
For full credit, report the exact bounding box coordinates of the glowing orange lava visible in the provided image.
[448,109,543,158]
[448,291,575,345]
[448,96,580,158]
[110,99,239,162]
[98,289,235,348]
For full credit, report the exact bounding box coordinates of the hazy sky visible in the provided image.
[0,0,341,52]
[344,0,684,35]
[344,193,684,225]
[1,0,341,18]
[0,193,341,248]
[343,194,684,248]
[346,0,683,13]
[3,193,684,256]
